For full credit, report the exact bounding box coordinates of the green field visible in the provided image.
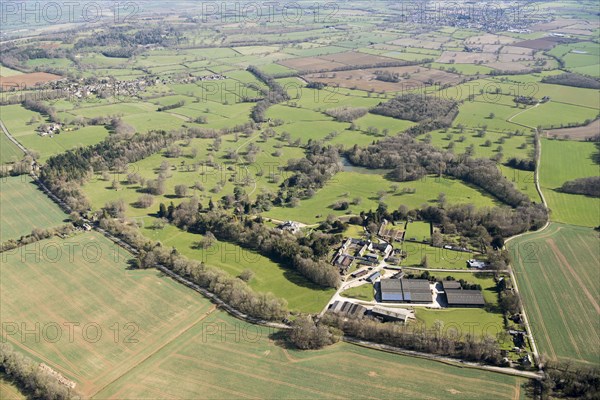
[405,221,432,242]
[0,232,214,395]
[509,223,600,365]
[0,132,23,164]
[539,139,599,227]
[414,308,504,339]
[265,172,499,224]
[0,176,68,241]
[341,284,375,301]
[94,311,528,400]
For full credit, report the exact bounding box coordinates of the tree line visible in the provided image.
[541,72,600,89]
[247,66,290,123]
[321,313,503,365]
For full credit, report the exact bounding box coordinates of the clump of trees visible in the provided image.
[277,143,343,202]
[0,225,74,252]
[287,316,340,349]
[505,157,535,171]
[324,106,368,122]
[541,72,600,89]
[559,176,600,197]
[0,343,81,400]
[157,100,185,112]
[374,70,401,83]
[370,93,458,123]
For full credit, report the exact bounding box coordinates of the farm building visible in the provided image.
[351,269,369,279]
[467,259,489,269]
[379,278,432,303]
[442,280,462,290]
[445,290,485,308]
[328,301,367,318]
[366,271,381,283]
[370,306,415,323]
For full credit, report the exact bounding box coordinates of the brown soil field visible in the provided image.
[304,66,462,92]
[501,46,535,55]
[390,38,448,50]
[0,72,62,88]
[530,18,581,32]
[486,62,531,72]
[319,51,398,66]
[278,57,345,72]
[465,34,517,45]
[437,51,496,64]
[545,119,600,140]
[511,38,562,50]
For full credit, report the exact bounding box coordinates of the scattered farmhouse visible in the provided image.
[467,259,489,269]
[332,238,393,273]
[379,278,432,303]
[37,123,62,136]
[277,220,301,234]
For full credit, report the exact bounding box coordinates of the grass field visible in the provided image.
[0,232,214,396]
[265,172,499,224]
[94,311,528,400]
[509,223,600,365]
[405,221,431,242]
[539,139,599,227]
[341,284,375,301]
[414,308,504,339]
[0,132,23,164]
[0,176,68,241]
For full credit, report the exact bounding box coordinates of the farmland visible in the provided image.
[0,232,214,395]
[94,311,528,400]
[539,139,599,227]
[509,223,600,365]
[1,0,599,396]
[0,176,67,241]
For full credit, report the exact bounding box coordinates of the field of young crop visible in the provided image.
[93,311,528,400]
[0,176,67,241]
[0,232,215,396]
[0,132,23,164]
[539,139,599,227]
[509,223,600,365]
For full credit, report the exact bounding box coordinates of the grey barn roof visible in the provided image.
[329,301,367,317]
[380,278,432,303]
[445,290,485,306]
[442,281,462,290]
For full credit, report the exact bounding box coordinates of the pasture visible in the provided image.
[0,132,23,164]
[264,171,499,225]
[509,223,600,365]
[94,311,528,400]
[0,378,25,400]
[539,139,599,227]
[0,176,67,241]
